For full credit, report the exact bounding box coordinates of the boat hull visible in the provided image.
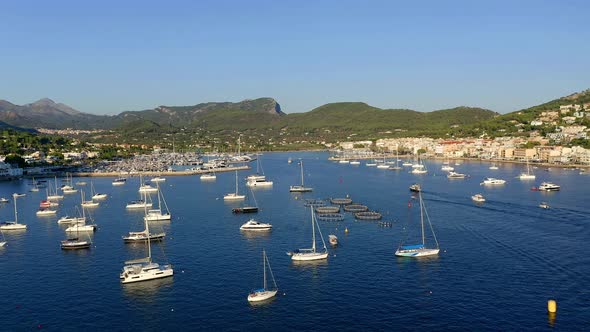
[291,252,328,261]
[248,290,278,302]
[120,265,173,284]
[395,248,440,257]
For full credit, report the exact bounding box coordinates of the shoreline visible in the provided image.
[72,165,250,177]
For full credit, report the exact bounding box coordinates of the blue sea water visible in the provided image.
[1,152,589,331]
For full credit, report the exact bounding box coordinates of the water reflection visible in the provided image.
[122,277,174,300]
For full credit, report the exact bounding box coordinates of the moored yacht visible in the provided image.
[480,177,506,185]
[447,171,467,179]
[538,182,560,191]
[240,219,272,231]
[471,193,486,203]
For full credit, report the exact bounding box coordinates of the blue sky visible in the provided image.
[1,0,589,115]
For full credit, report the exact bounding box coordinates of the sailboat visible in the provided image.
[91,181,108,200]
[395,191,440,257]
[289,160,313,192]
[0,229,6,247]
[377,151,390,169]
[224,171,245,200]
[0,194,27,230]
[389,146,402,170]
[65,200,96,232]
[248,250,278,302]
[61,217,91,250]
[29,177,40,192]
[290,208,328,261]
[61,173,78,194]
[57,206,86,224]
[138,175,158,193]
[80,190,99,208]
[246,158,273,187]
[120,209,173,283]
[232,188,258,213]
[518,158,536,180]
[411,158,428,174]
[124,194,166,242]
[47,177,64,200]
[144,182,171,221]
[200,170,216,180]
[441,159,454,171]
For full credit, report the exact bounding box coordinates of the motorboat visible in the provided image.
[232,206,259,214]
[329,234,338,246]
[538,182,560,191]
[240,219,272,231]
[481,177,506,185]
[36,208,57,216]
[349,161,361,165]
[57,216,86,224]
[471,194,486,203]
[409,184,421,192]
[200,173,216,180]
[447,171,467,179]
[112,177,127,186]
[539,202,550,209]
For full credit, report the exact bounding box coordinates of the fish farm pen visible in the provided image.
[343,204,369,212]
[355,211,382,220]
[316,213,345,221]
[315,206,341,214]
[330,197,353,205]
[304,199,326,207]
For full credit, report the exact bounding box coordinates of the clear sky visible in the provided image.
[1,0,589,115]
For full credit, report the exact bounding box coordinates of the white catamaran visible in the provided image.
[290,208,328,261]
[395,192,440,257]
[248,250,278,302]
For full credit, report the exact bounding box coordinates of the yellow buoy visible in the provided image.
[344,227,349,233]
[547,299,557,313]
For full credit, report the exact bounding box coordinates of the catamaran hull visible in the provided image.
[395,248,440,257]
[144,214,172,221]
[120,268,173,284]
[248,290,278,302]
[291,252,328,261]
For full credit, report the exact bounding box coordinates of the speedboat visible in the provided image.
[471,194,485,203]
[539,202,550,209]
[240,219,272,231]
[329,234,338,246]
[0,197,9,203]
[409,184,421,192]
[481,178,506,185]
[538,182,560,191]
[57,216,86,224]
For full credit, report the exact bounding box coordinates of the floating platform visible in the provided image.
[330,197,353,205]
[316,213,345,221]
[315,206,340,214]
[343,204,369,212]
[304,199,326,207]
[355,211,382,220]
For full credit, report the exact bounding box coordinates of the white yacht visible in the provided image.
[349,161,361,165]
[447,171,467,179]
[471,193,486,203]
[138,184,158,193]
[240,219,272,231]
[290,208,328,261]
[480,178,506,185]
[538,182,560,191]
[65,222,96,232]
[91,182,108,200]
[123,229,165,242]
[80,191,99,208]
[150,176,166,183]
[246,177,273,187]
[126,199,153,209]
[36,208,57,216]
[57,215,86,224]
[112,177,127,186]
[200,172,216,180]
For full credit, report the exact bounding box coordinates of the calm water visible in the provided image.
[1,152,588,331]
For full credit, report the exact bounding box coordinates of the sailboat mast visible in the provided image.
[235,171,238,195]
[13,195,18,223]
[311,208,316,252]
[157,182,162,210]
[300,160,305,186]
[420,193,426,246]
[144,191,152,262]
[263,250,267,290]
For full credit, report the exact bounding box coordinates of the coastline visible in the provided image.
[72,165,250,177]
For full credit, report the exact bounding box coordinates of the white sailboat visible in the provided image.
[91,181,108,200]
[411,159,428,174]
[57,206,86,225]
[80,190,99,208]
[47,177,64,200]
[389,147,402,170]
[61,173,78,194]
[29,177,40,192]
[224,170,245,200]
[120,210,173,283]
[144,182,171,221]
[124,196,166,242]
[395,191,440,257]
[518,158,536,180]
[248,250,278,302]
[289,160,313,192]
[150,176,166,183]
[65,202,96,232]
[61,217,91,250]
[290,208,328,261]
[200,171,216,180]
[0,194,27,231]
